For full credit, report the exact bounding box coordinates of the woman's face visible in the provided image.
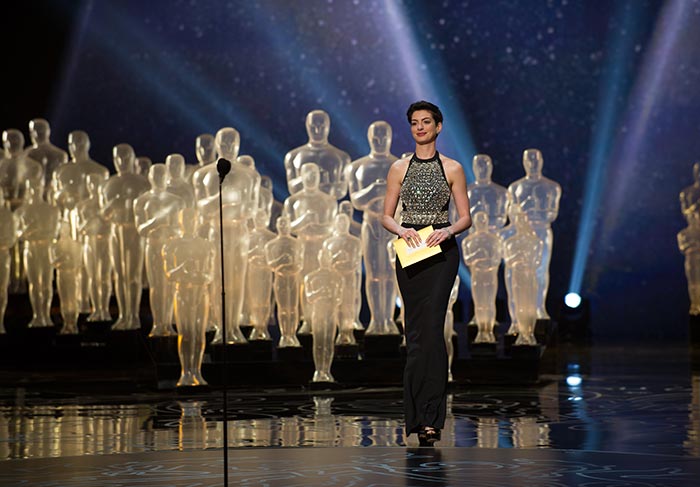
[410,109,441,144]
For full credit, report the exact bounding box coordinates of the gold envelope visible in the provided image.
[392,225,442,267]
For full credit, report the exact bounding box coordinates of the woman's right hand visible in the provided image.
[399,227,421,248]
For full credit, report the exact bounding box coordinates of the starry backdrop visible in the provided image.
[5,0,700,340]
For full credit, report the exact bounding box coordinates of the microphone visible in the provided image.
[217,157,231,182]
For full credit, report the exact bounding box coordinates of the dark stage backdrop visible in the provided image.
[4,0,700,340]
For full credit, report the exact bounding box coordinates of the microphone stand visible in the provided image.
[217,159,230,486]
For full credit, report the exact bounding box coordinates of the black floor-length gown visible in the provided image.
[396,152,459,436]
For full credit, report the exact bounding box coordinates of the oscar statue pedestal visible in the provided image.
[23,327,58,365]
[149,335,179,390]
[298,333,314,361]
[54,333,82,363]
[469,342,498,358]
[80,320,112,336]
[209,340,272,363]
[363,334,402,359]
[535,319,554,344]
[690,315,700,345]
[335,343,360,360]
[509,344,542,360]
[466,323,478,342]
[247,339,274,360]
[149,336,179,364]
[4,288,556,388]
[277,346,305,362]
[108,329,148,364]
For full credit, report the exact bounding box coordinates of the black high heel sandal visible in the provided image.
[418,426,440,446]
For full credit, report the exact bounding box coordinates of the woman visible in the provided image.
[382,100,472,446]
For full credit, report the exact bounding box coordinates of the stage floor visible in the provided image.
[2,446,699,487]
[0,341,699,486]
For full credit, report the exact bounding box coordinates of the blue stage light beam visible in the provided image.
[248,3,370,159]
[51,1,288,167]
[99,4,290,164]
[601,0,689,235]
[50,1,95,131]
[568,2,643,296]
[384,1,477,182]
[385,1,478,294]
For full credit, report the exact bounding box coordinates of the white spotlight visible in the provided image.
[566,374,583,387]
[565,292,582,308]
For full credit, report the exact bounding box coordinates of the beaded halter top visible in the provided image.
[399,152,451,226]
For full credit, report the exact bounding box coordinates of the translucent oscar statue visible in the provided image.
[304,247,341,383]
[190,134,216,185]
[503,211,542,345]
[236,151,264,279]
[346,121,399,335]
[461,212,503,343]
[165,154,195,208]
[25,118,68,190]
[54,130,110,232]
[338,200,364,332]
[258,175,275,226]
[508,149,561,320]
[54,130,110,313]
[386,242,405,335]
[245,210,276,340]
[680,162,700,217]
[77,174,112,321]
[15,183,61,327]
[265,215,303,348]
[191,133,219,334]
[283,163,337,334]
[468,154,508,230]
[163,208,216,387]
[195,127,259,344]
[264,176,285,233]
[235,156,263,302]
[236,154,261,179]
[679,161,700,313]
[284,109,352,200]
[134,164,187,337]
[50,222,83,334]
[243,175,276,333]
[135,155,153,292]
[135,156,152,178]
[0,129,44,208]
[219,153,259,344]
[338,200,362,237]
[499,198,520,335]
[322,213,362,345]
[443,276,460,382]
[678,209,700,315]
[102,143,150,330]
[0,129,43,293]
[0,192,18,333]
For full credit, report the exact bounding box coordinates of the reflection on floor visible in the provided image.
[0,342,699,486]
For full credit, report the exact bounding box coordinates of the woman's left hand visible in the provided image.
[425,227,452,247]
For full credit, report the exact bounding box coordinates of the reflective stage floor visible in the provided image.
[1,341,699,486]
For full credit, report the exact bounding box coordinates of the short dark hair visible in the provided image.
[406,100,443,125]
